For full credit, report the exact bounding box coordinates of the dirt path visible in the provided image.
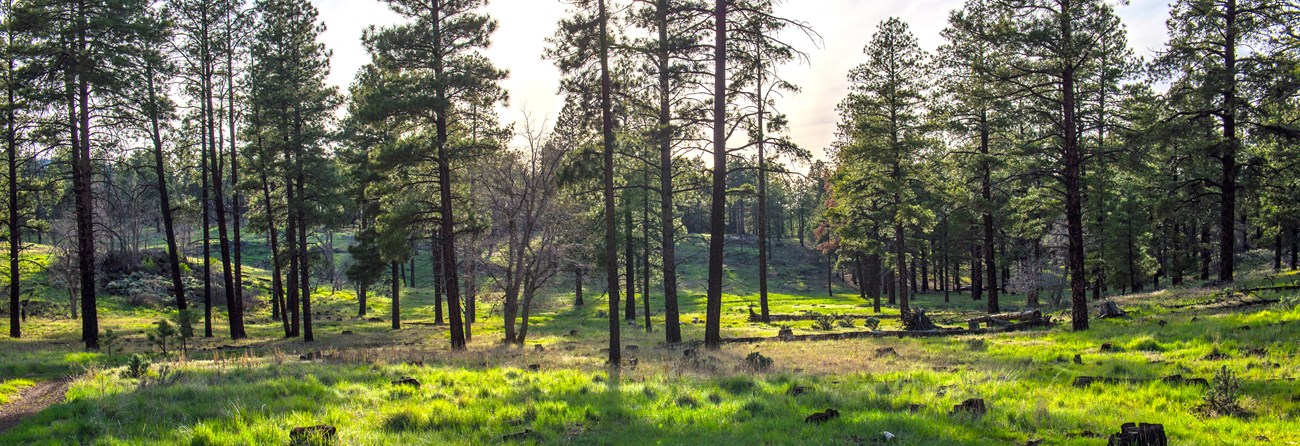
[0,378,72,434]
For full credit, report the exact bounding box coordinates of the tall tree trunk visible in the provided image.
[656,0,679,343]
[1218,0,1238,283]
[971,243,982,301]
[225,13,244,340]
[285,177,299,337]
[296,174,311,342]
[574,268,584,306]
[867,253,881,313]
[261,174,288,336]
[624,205,636,321]
[1290,226,1297,270]
[6,31,19,338]
[755,42,771,324]
[143,65,187,315]
[72,0,98,348]
[982,110,998,314]
[1200,223,1211,280]
[432,1,466,350]
[642,172,651,332]
[703,0,727,350]
[432,230,444,324]
[391,261,400,329]
[1061,1,1088,330]
[598,0,621,363]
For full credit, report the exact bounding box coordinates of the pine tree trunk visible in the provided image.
[6,39,19,338]
[1218,0,1238,282]
[432,0,465,349]
[72,0,98,348]
[656,0,679,343]
[1061,3,1088,330]
[625,205,636,321]
[432,230,444,325]
[391,261,400,330]
[599,0,621,363]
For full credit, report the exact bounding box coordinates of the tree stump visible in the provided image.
[1098,301,1127,318]
[902,307,938,331]
[949,398,987,418]
[1106,422,1167,446]
[289,425,336,445]
[777,327,795,341]
[804,408,839,424]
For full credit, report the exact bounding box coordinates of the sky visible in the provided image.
[312,0,1174,160]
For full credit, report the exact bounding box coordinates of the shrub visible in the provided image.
[813,315,836,330]
[743,352,773,372]
[1197,366,1249,418]
[836,315,855,328]
[147,318,177,355]
[122,354,150,380]
[863,317,881,331]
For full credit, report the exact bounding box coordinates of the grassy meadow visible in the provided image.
[1,235,1298,445]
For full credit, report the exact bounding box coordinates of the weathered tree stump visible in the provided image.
[1106,422,1167,446]
[902,308,938,331]
[777,327,795,341]
[289,425,336,445]
[787,385,808,396]
[1073,354,1083,365]
[949,398,987,418]
[1098,301,1127,318]
[804,408,840,424]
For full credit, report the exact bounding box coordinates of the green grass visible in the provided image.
[2,238,1299,444]
[0,379,35,405]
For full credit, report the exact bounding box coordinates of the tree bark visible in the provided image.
[598,0,621,363]
[625,205,636,321]
[656,0,680,342]
[1218,0,1238,282]
[432,0,465,349]
[6,30,19,338]
[73,0,99,349]
[704,0,726,349]
[1061,0,1088,330]
[390,261,400,330]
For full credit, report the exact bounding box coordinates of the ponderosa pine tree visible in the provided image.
[548,0,622,363]
[828,18,931,318]
[353,0,506,350]
[1153,0,1291,283]
[248,0,338,342]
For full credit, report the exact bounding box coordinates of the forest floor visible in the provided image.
[0,236,1298,445]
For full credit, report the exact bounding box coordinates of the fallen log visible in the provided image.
[747,309,899,323]
[968,310,1042,325]
[1072,374,1208,388]
[1165,298,1280,310]
[722,318,1053,344]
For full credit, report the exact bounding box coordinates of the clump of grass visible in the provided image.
[836,315,855,328]
[1197,366,1250,418]
[1128,337,1165,352]
[813,314,836,330]
[966,339,987,352]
